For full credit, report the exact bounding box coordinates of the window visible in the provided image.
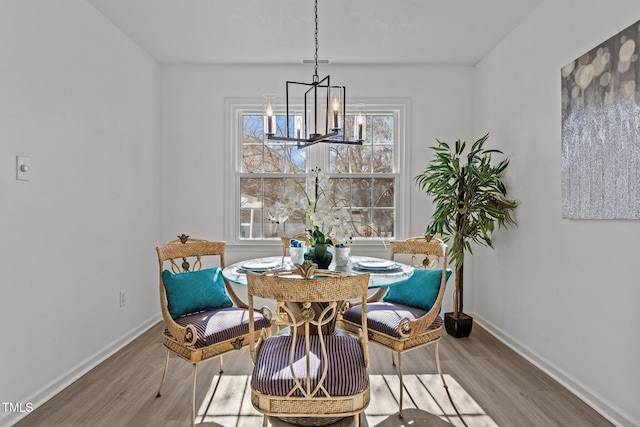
[226,99,408,245]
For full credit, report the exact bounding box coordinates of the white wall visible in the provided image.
[161,63,475,306]
[161,64,475,255]
[0,1,161,425]
[474,1,640,425]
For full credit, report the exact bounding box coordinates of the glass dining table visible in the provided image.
[222,255,414,288]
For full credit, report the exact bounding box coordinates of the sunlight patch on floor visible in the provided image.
[196,374,498,426]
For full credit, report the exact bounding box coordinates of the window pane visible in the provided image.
[328,178,351,207]
[373,178,394,207]
[350,145,372,173]
[262,178,283,210]
[372,114,393,173]
[329,145,351,173]
[372,115,393,144]
[330,113,396,173]
[240,178,263,238]
[273,114,297,138]
[373,144,393,173]
[262,207,286,238]
[240,177,309,239]
[242,144,263,173]
[351,208,374,237]
[242,115,264,173]
[344,115,354,145]
[262,144,296,173]
[351,178,372,208]
[373,208,395,237]
[265,177,306,237]
[244,113,306,174]
[240,209,261,238]
[325,178,396,238]
[243,115,264,141]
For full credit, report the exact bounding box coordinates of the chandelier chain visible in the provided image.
[314,0,318,80]
[265,0,363,146]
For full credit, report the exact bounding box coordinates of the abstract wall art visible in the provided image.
[561,20,640,219]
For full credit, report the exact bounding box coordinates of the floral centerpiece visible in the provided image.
[269,168,353,267]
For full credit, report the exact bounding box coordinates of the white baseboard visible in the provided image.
[474,315,638,427]
[1,314,162,427]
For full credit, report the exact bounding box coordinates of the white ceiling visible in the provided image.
[86,0,542,65]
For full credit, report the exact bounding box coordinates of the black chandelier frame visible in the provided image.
[265,0,364,148]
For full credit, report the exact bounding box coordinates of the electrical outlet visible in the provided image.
[119,291,126,307]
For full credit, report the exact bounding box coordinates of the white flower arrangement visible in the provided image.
[268,168,354,246]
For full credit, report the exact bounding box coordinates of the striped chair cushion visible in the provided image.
[171,307,271,349]
[343,302,441,338]
[251,335,368,397]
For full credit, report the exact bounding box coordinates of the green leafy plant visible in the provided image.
[414,134,518,319]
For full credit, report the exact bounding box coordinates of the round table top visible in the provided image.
[222,255,414,289]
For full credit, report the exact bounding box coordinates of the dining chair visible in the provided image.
[273,233,312,331]
[341,235,451,418]
[155,235,273,426]
[280,232,311,256]
[246,262,371,427]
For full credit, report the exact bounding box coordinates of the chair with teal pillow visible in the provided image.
[155,235,272,426]
[341,235,451,418]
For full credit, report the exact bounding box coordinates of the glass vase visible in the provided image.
[305,244,333,269]
[334,246,350,267]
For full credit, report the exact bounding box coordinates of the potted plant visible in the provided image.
[268,168,353,269]
[414,134,518,337]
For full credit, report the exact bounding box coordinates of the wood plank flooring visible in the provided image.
[14,322,612,427]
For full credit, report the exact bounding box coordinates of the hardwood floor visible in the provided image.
[14,322,612,427]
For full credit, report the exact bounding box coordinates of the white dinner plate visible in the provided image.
[240,260,280,271]
[355,259,396,269]
[352,259,402,272]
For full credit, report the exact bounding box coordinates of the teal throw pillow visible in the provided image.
[384,269,452,312]
[162,267,233,319]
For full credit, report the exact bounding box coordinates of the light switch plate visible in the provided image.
[16,156,31,181]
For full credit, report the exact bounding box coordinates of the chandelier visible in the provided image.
[264,0,365,147]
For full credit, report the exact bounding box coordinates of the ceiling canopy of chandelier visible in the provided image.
[263,0,365,147]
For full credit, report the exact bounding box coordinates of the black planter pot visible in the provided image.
[444,312,473,338]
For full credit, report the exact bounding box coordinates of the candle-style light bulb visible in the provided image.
[354,109,366,141]
[263,93,276,136]
[295,115,302,139]
[332,96,340,130]
[266,104,273,135]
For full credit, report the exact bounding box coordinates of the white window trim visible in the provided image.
[224,97,411,248]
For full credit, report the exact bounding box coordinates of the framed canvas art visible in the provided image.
[561,20,640,219]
